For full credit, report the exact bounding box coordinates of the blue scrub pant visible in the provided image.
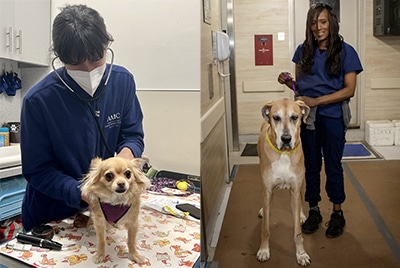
[301,115,346,208]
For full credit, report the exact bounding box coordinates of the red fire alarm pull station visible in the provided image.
[255,34,273,66]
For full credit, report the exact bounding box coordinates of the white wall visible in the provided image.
[138,90,200,175]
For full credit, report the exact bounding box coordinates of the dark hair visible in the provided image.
[299,3,342,77]
[52,4,114,65]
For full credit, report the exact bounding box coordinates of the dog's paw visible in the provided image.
[86,217,95,231]
[256,248,270,262]
[129,252,145,264]
[93,253,105,264]
[300,210,307,224]
[296,251,311,266]
[258,208,263,218]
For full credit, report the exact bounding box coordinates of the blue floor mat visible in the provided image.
[343,143,371,157]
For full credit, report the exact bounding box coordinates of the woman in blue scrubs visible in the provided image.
[278,3,363,238]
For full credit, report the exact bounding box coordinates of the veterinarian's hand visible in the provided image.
[295,96,319,108]
[117,147,134,159]
[81,193,91,205]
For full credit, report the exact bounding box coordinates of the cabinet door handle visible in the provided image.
[16,30,22,54]
[6,27,13,52]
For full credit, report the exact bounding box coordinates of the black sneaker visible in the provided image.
[325,212,346,238]
[302,209,323,234]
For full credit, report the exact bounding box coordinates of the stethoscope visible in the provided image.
[51,48,115,157]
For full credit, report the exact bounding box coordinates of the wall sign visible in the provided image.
[254,35,273,66]
[203,0,211,25]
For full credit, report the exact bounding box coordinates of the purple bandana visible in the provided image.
[99,201,131,223]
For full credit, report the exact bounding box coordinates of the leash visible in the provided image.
[265,133,300,154]
[285,72,297,94]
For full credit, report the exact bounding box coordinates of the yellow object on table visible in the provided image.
[176,181,189,191]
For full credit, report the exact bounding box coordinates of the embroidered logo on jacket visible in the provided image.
[105,112,121,129]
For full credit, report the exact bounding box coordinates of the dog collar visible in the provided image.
[266,134,300,154]
[100,200,131,224]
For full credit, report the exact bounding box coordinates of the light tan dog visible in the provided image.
[80,157,151,264]
[256,98,311,266]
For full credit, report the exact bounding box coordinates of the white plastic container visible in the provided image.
[392,120,400,146]
[365,120,394,146]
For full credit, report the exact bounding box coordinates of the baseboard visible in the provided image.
[205,183,232,262]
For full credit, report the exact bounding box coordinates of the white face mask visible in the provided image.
[67,64,106,96]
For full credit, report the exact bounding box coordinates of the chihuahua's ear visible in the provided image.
[92,157,102,164]
[130,157,150,172]
[130,158,152,191]
[90,157,103,170]
[80,157,104,199]
[134,172,152,192]
[86,157,103,182]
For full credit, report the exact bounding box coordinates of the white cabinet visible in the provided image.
[0,0,14,60]
[0,0,51,66]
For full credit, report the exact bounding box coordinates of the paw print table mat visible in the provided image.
[0,193,201,267]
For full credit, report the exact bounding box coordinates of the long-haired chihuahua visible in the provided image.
[80,157,151,264]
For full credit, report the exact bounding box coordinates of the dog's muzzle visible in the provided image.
[115,183,127,193]
[280,133,292,150]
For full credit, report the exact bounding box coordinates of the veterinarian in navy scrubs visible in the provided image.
[20,4,144,231]
[278,3,363,238]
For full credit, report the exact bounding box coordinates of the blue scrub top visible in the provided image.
[292,41,363,118]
